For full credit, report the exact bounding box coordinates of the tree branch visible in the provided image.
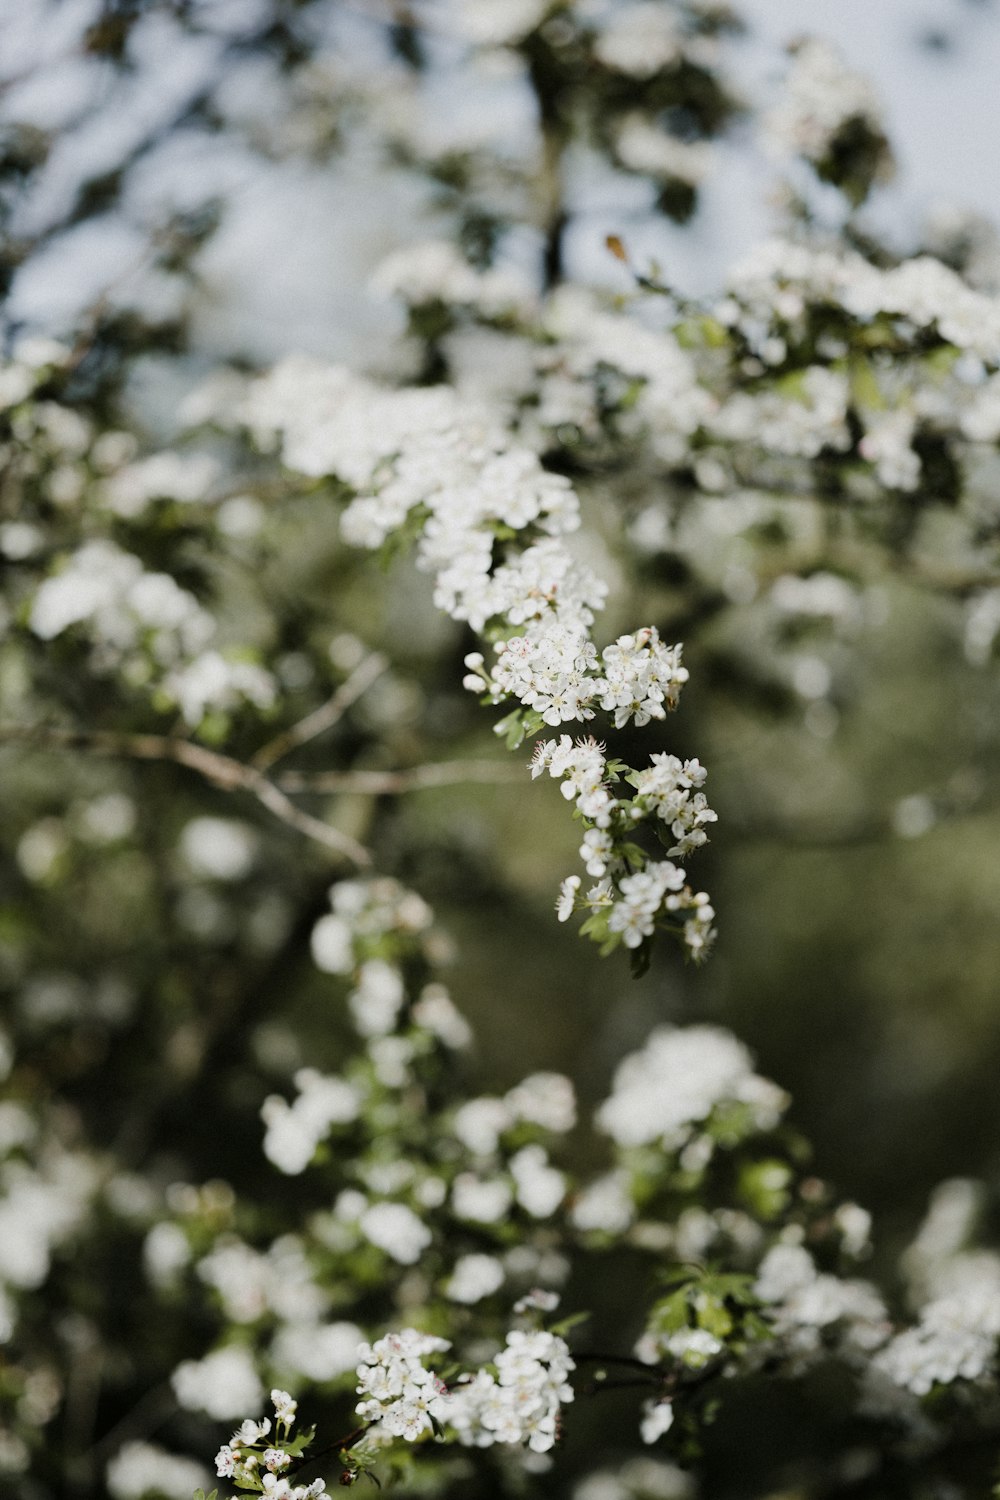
[0,723,372,868]
[252,653,389,773]
[277,758,524,794]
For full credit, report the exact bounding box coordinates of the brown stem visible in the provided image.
[574,1351,663,1373]
[277,759,523,794]
[252,654,388,772]
[285,1424,370,1478]
[0,723,371,868]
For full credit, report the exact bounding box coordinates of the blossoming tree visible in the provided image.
[4,3,1000,1498]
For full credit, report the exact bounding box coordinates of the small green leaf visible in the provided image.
[848,353,885,413]
[550,1309,591,1338]
[619,841,647,868]
[494,709,526,750]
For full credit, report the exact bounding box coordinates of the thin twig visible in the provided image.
[252,653,389,773]
[574,1352,663,1373]
[580,1375,664,1396]
[82,1382,176,1466]
[278,759,524,794]
[285,1424,370,1478]
[0,724,371,868]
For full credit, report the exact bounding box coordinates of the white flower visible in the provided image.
[505,1072,576,1134]
[171,1346,264,1420]
[411,985,473,1049]
[102,450,219,517]
[596,1025,788,1149]
[514,1289,561,1314]
[107,1441,209,1499]
[452,1097,514,1156]
[180,818,257,881]
[448,1329,575,1453]
[371,239,533,319]
[445,1253,506,1304]
[215,1445,236,1477]
[594,3,682,77]
[164,651,276,726]
[451,1173,514,1224]
[858,411,921,491]
[231,1417,271,1445]
[310,914,354,974]
[359,1202,432,1265]
[666,1329,723,1367]
[765,38,885,168]
[348,960,405,1037]
[639,1400,675,1444]
[272,1389,297,1423]
[261,1070,362,1176]
[556,876,581,923]
[510,1145,567,1219]
[571,1172,635,1235]
[355,1329,453,1439]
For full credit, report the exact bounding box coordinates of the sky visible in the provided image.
[5,0,1000,368]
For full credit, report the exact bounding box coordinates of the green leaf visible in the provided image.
[281,1424,316,1458]
[922,344,960,378]
[848,353,884,413]
[693,1293,733,1339]
[578,912,608,940]
[738,1159,793,1220]
[494,709,526,750]
[650,1287,691,1335]
[673,316,729,350]
[550,1309,591,1338]
[774,369,809,402]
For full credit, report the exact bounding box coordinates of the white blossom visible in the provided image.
[107,1441,209,1499]
[596,1025,788,1149]
[639,1400,675,1445]
[355,1329,453,1439]
[359,1202,432,1264]
[445,1253,506,1304]
[172,1346,264,1420]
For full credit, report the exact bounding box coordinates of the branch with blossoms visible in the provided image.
[203,1304,739,1496]
[172,869,1000,1498]
[237,359,719,968]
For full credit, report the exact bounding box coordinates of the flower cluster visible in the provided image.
[213,1391,326,1497]
[542,286,715,465]
[353,1322,576,1455]
[765,37,892,201]
[448,1328,575,1452]
[478,621,688,732]
[871,1275,1000,1398]
[242,358,716,963]
[752,1244,889,1373]
[725,236,1000,363]
[355,1329,454,1440]
[596,1025,788,1152]
[371,239,534,322]
[27,539,275,728]
[530,735,716,957]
